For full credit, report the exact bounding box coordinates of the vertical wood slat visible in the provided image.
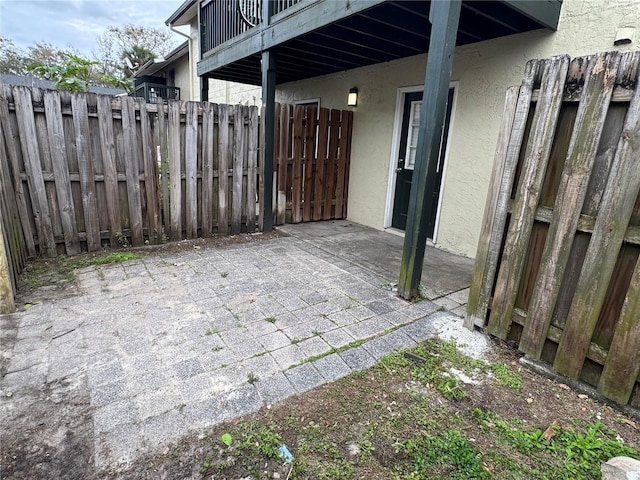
[520,52,621,358]
[313,108,329,221]
[13,86,57,257]
[465,75,535,330]
[0,92,35,257]
[71,93,101,252]
[598,257,640,404]
[185,101,199,239]
[342,110,354,218]
[0,126,27,269]
[140,101,161,244]
[0,123,26,310]
[120,97,144,246]
[201,102,216,237]
[291,105,304,223]
[168,100,182,241]
[487,56,570,339]
[97,95,121,247]
[246,106,258,232]
[218,104,229,235]
[302,107,316,222]
[276,104,289,225]
[258,106,265,231]
[324,109,340,220]
[335,110,352,219]
[232,105,244,234]
[0,214,14,313]
[43,90,80,255]
[157,99,170,235]
[554,66,640,379]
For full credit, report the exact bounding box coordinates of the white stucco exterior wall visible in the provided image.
[276,0,639,258]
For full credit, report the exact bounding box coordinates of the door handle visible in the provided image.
[396,167,402,173]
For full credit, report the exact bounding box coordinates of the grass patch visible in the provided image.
[264,316,277,323]
[18,251,141,290]
[120,339,640,480]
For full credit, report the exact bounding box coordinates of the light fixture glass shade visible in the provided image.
[347,87,358,106]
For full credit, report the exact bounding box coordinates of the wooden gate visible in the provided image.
[466,51,640,407]
[270,103,353,225]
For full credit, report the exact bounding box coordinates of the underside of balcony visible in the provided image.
[198,0,561,85]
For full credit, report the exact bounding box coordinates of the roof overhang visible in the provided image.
[198,0,562,86]
[166,0,197,26]
[134,41,189,77]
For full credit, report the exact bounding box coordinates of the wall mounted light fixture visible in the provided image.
[347,87,358,107]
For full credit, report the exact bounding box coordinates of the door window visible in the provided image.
[404,100,421,170]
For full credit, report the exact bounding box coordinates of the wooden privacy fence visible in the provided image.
[0,85,260,260]
[272,103,353,225]
[466,51,640,407]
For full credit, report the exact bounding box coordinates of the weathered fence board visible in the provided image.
[218,104,230,236]
[246,107,258,233]
[554,64,640,379]
[0,86,353,310]
[520,52,621,358]
[0,90,35,258]
[13,86,57,257]
[487,55,570,339]
[467,51,640,407]
[0,87,267,256]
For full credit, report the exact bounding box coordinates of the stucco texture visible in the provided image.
[276,0,640,258]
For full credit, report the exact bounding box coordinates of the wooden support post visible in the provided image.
[0,210,15,314]
[261,50,276,232]
[398,0,461,300]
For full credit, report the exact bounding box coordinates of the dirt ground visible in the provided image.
[98,340,640,480]
[1,234,639,479]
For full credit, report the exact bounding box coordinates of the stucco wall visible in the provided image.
[275,0,639,258]
[172,53,191,101]
[207,79,261,106]
[186,18,261,104]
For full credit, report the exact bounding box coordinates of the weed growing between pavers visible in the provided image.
[19,252,141,290]
[117,339,640,480]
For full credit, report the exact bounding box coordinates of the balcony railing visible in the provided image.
[201,0,303,53]
[131,83,180,104]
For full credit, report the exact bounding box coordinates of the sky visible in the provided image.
[0,0,186,57]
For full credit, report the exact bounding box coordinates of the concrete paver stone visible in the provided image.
[1,221,477,472]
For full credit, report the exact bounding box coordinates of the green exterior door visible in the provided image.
[391,88,454,238]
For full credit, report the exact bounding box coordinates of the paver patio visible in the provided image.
[1,221,481,472]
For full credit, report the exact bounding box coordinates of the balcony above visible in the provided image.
[198,0,562,86]
[131,83,181,104]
